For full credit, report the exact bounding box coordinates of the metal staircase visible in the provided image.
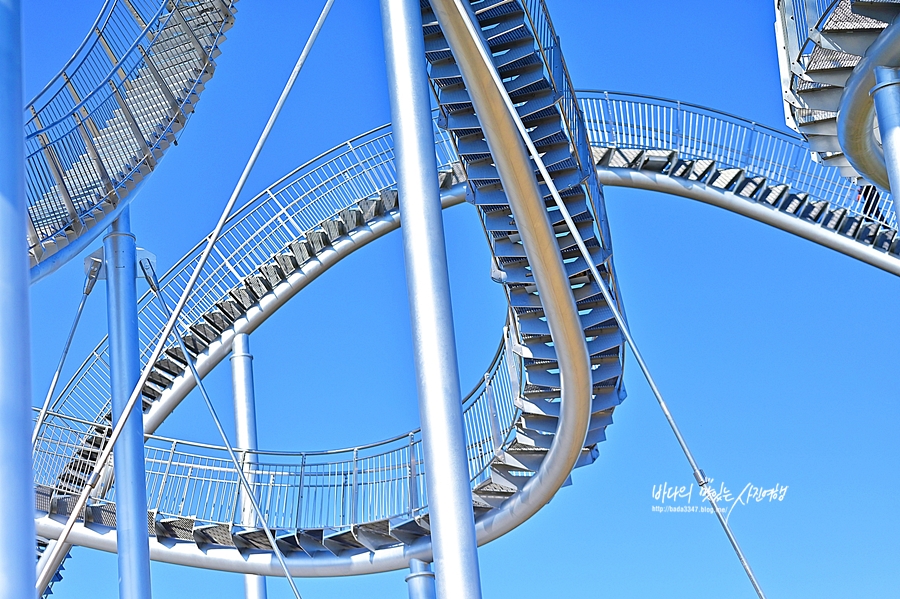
[26,0,238,282]
[581,91,900,275]
[775,0,900,190]
[30,0,900,586]
[33,0,625,577]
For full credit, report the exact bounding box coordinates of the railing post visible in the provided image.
[64,75,116,197]
[155,439,177,511]
[30,109,84,234]
[484,374,503,455]
[351,448,359,526]
[380,0,483,597]
[105,207,153,599]
[0,2,37,596]
[109,81,156,168]
[74,113,116,197]
[407,434,418,516]
[230,332,266,599]
[294,454,306,530]
[95,28,131,88]
[137,45,184,120]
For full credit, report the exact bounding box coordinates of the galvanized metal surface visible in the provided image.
[0,1,38,596]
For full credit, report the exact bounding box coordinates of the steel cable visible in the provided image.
[447,2,768,597]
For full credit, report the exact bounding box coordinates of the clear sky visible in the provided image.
[22,1,900,598]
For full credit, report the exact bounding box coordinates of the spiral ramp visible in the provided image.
[25,0,238,283]
[29,0,900,590]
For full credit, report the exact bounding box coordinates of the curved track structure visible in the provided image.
[29,0,900,588]
[26,0,238,282]
[33,88,900,578]
[34,0,626,577]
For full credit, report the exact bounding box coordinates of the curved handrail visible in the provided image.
[580,90,898,231]
[43,120,459,427]
[26,0,235,279]
[34,337,519,531]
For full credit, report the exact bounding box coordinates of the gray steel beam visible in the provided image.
[0,1,37,596]
[231,332,267,599]
[104,207,152,599]
[379,0,483,597]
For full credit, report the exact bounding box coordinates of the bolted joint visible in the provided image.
[694,469,708,486]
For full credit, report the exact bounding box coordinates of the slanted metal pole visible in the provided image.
[231,332,266,599]
[104,207,152,599]
[0,2,37,597]
[379,1,483,598]
[406,559,436,599]
[872,66,900,222]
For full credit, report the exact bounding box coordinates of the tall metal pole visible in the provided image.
[104,207,152,599]
[872,66,900,222]
[0,1,37,597]
[231,332,266,599]
[406,559,437,599]
[379,1,483,598]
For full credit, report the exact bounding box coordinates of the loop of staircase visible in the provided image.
[26,0,238,282]
[34,79,900,576]
[33,0,626,577]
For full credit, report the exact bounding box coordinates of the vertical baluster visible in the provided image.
[29,109,84,234]
[407,433,418,516]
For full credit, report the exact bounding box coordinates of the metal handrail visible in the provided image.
[33,337,520,530]
[46,120,459,424]
[39,89,893,532]
[579,90,898,231]
[24,0,233,271]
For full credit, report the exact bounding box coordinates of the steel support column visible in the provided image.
[406,559,437,599]
[230,332,266,599]
[872,66,900,222]
[379,1,483,598]
[0,2,36,596]
[104,207,152,599]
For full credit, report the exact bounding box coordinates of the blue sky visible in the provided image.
[23,1,900,598]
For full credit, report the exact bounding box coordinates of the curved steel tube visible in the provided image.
[837,19,900,190]
[597,168,900,277]
[143,186,467,433]
[428,0,592,545]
